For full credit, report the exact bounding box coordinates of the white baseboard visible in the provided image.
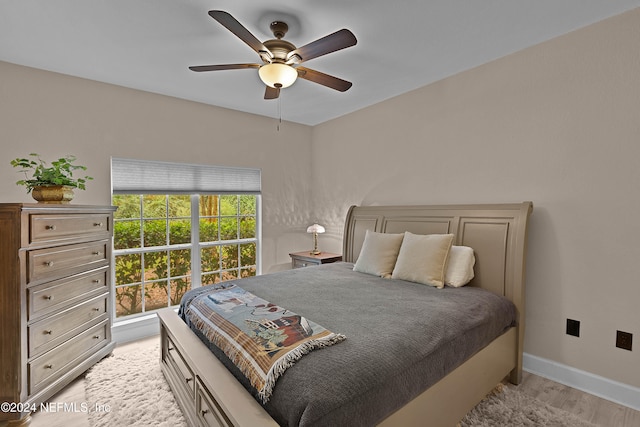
[523,352,640,411]
[112,313,161,344]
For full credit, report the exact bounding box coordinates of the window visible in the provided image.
[111,159,261,319]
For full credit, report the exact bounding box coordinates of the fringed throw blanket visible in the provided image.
[184,283,346,403]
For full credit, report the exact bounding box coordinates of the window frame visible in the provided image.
[111,193,261,321]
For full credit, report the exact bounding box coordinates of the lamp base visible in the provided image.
[310,230,322,255]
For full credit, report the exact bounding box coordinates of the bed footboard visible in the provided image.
[158,308,278,427]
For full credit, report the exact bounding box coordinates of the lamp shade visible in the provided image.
[306,223,325,234]
[259,63,298,88]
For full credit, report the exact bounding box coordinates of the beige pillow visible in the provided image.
[353,230,404,278]
[445,246,475,287]
[391,232,454,288]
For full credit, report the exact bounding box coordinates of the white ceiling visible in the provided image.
[2,1,639,126]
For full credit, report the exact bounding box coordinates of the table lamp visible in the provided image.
[306,223,325,255]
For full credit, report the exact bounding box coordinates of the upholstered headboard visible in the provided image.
[343,202,533,380]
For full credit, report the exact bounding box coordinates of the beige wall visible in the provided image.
[0,61,313,271]
[2,6,639,391]
[312,8,640,387]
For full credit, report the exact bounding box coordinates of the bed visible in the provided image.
[157,202,533,427]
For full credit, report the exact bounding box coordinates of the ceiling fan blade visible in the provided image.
[287,29,357,64]
[264,86,280,100]
[209,11,272,60]
[296,67,353,92]
[189,63,260,72]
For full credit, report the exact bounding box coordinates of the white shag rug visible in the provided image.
[85,344,597,427]
[459,384,598,427]
[84,345,187,427]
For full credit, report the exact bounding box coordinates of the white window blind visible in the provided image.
[111,158,261,195]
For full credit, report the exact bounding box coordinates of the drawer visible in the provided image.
[164,336,196,400]
[28,240,109,283]
[292,258,319,268]
[28,294,108,358]
[30,213,111,244]
[197,378,232,427]
[28,268,108,321]
[29,319,109,394]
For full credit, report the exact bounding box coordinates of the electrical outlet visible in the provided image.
[566,319,580,337]
[616,331,633,351]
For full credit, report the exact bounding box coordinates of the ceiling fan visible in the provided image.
[189,10,357,100]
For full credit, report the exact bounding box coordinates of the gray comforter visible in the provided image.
[179,262,516,426]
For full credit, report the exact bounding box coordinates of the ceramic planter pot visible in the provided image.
[31,185,75,204]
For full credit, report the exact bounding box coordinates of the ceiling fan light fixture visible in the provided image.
[259,63,298,88]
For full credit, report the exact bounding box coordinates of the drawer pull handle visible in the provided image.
[44,295,54,301]
[201,409,209,416]
[168,346,174,351]
[44,330,53,335]
[185,377,193,383]
[93,335,101,339]
[92,308,100,312]
[92,251,101,256]
[94,222,103,227]
[45,261,54,267]
[45,225,57,230]
[44,364,54,369]
[93,279,101,284]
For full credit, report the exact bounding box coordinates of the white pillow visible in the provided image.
[353,230,404,278]
[445,246,475,287]
[391,232,454,289]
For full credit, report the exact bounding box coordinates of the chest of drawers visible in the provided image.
[0,204,116,426]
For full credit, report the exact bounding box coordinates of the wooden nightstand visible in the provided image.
[289,251,342,269]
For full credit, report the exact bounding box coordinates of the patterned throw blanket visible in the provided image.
[184,283,346,403]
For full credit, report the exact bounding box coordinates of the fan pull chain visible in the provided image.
[277,96,282,132]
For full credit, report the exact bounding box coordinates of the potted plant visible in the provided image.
[10,153,93,204]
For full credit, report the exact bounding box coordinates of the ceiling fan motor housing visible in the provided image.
[263,39,297,62]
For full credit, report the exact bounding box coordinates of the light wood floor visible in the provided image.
[25,336,640,427]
